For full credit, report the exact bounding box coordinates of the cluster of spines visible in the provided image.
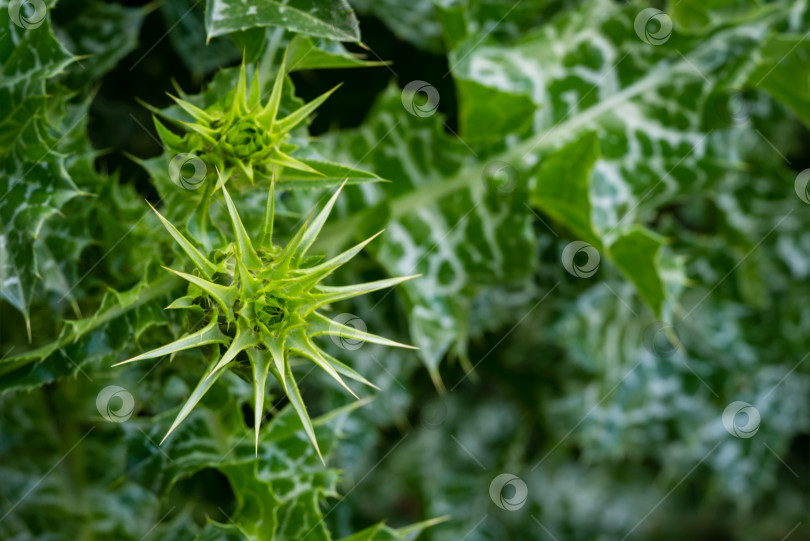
[152,53,339,184]
[116,172,416,459]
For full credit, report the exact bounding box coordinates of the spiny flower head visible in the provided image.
[153,53,336,185]
[115,173,416,459]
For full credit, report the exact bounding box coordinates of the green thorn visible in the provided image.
[217,168,262,269]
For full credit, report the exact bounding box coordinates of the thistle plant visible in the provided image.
[154,53,334,184]
[115,173,416,458]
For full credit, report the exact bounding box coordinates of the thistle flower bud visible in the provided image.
[115,173,418,460]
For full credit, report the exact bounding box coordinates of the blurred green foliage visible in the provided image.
[0,0,808,540]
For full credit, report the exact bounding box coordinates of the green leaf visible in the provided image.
[530,132,600,244]
[53,1,146,88]
[205,0,361,42]
[529,134,676,318]
[446,0,779,218]
[133,390,373,539]
[454,80,536,144]
[0,159,79,322]
[607,227,669,318]
[439,0,800,323]
[434,0,554,48]
[338,516,449,541]
[671,0,766,34]
[314,87,536,383]
[350,0,443,52]
[0,3,73,85]
[0,272,179,392]
[0,4,78,322]
[160,0,241,79]
[750,33,810,127]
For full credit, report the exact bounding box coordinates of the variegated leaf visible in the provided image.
[205,0,360,42]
